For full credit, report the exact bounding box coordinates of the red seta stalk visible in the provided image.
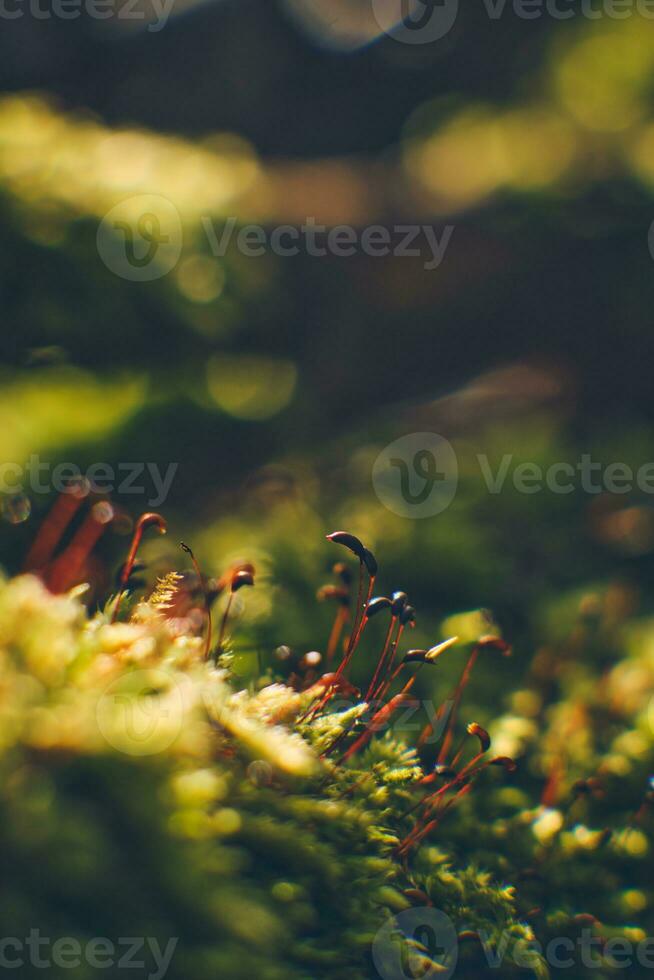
[437,645,480,765]
[305,568,376,722]
[365,614,398,701]
[436,636,510,765]
[112,513,167,622]
[373,622,406,701]
[181,542,212,661]
[334,569,377,680]
[339,675,417,764]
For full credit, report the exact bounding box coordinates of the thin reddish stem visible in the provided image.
[399,783,475,856]
[112,513,167,622]
[437,646,480,765]
[349,573,376,653]
[373,622,405,701]
[365,615,397,701]
[334,571,376,680]
[308,570,376,721]
[340,676,416,764]
[181,542,212,661]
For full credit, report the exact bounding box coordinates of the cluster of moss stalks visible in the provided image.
[0,524,651,980]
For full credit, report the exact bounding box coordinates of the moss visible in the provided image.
[0,551,650,980]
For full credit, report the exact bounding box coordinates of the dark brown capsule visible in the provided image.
[489,756,517,773]
[362,548,378,576]
[231,570,255,592]
[365,596,392,618]
[403,649,428,664]
[400,604,416,626]
[467,722,491,753]
[326,531,366,561]
[391,591,408,615]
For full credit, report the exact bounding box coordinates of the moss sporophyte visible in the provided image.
[0,499,650,978]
